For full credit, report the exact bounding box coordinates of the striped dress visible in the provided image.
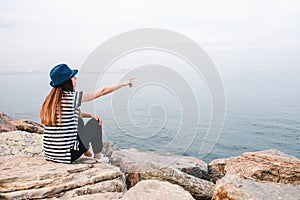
[43,91,83,164]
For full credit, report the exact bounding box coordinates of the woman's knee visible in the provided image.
[88,118,98,124]
[87,118,102,129]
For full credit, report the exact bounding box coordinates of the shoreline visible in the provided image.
[1,130,299,162]
[0,130,299,199]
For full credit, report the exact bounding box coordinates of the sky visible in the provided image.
[0,0,299,73]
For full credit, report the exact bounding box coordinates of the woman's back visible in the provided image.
[43,91,81,163]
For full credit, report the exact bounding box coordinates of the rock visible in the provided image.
[102,140,119,158]
[11,119,44,134]
[0,131,43,156]
[182,166,210,180]
[0,112,14,121]
[138,161,214,200]
[121,180,195,200]
[209,149,300,185]
[70,192,123,200]
[61,180,124,199]
[209,158,226,183]
[212,174,300,200]
[0,130,117,158]
[0,112,44,134]
[111,148,209,180]
[110,149,214,200]
[0,156,125,199]
[0,112,17,132]
[0,118,17,132]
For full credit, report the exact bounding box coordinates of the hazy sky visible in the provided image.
[0,0,299,73]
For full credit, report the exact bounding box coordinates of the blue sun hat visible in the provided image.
[49,64,78,87]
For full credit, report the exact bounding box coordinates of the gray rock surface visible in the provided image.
[212,174,300,200]
[121,180,195,200]
[110,149,214,200]
[111,148,209,180]
[140,161,215,200]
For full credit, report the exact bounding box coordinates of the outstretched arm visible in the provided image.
[82,78,134,102]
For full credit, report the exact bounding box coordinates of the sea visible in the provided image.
[0,69,299,162]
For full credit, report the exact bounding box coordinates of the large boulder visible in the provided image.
[110,148,214,200]
[0,156,125,199]
[111,148,209,180]
[209,149,300,185]
[212,174,300,200]
[121,180,195,200]
[138,161,215,200]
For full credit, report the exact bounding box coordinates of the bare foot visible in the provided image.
[84,151,92,157]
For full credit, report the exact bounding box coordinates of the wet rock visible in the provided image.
[0,156,125,199]
[121,180,195,200]
[209,149,300,185]
[212,174,300,200]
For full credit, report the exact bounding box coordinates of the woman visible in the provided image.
[40,63,134,164]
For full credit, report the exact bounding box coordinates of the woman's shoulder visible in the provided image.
[62,91,82,96]
[62,91,83,105]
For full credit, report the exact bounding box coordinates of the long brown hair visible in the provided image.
[40,79,74,126]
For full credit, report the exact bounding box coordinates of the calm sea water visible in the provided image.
[0,70,299,162]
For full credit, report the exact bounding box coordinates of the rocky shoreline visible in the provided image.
[0,112,300,199]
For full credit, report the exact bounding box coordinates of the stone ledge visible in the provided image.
[0,156,125,199]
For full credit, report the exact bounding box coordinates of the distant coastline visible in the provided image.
[0,70,47,75]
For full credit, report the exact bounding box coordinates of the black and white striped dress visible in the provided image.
[43,91,82,164]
